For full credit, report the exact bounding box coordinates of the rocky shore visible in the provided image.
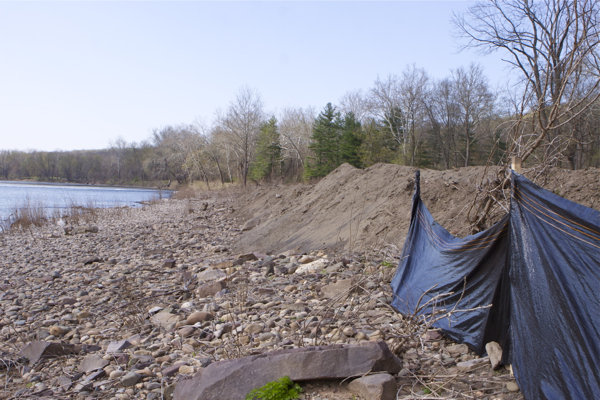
[0,196,523,400]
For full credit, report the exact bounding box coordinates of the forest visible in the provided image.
[2,1,600,187]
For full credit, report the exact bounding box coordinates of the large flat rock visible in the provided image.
[173,341,401,400]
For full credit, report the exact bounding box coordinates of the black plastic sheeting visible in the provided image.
[391,170,600,400]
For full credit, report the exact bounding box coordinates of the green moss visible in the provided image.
[245,376,302,400]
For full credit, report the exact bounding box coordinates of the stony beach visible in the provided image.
[0,194,524,400]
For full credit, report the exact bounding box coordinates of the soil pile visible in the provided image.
[232,163,600,254]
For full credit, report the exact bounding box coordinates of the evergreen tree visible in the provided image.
[339,112,363,168]
[305,103,342,178]
[250,116,281,181]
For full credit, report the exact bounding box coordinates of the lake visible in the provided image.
[0,181,173,222]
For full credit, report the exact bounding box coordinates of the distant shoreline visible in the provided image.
[0,179,175,192]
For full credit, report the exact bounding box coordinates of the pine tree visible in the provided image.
[339,112,363,168]
[250,116,281,181]
[305,103,341,178]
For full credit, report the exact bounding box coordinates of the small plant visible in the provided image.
[381,260,394,268]
[245,376,302,400]
[423,387,432,394]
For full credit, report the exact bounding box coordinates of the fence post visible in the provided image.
[511,156,522,173]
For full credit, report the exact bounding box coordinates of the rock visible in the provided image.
[242,218,261,231]
[507,381,520,392]
[295,259,328,275]
[77,311,92,319]
[173,341,402,400]
[196,281,227,298]
[348,373,397,400]
[151,312,179,329]
[197,268,227,281]
[120,371,143,387]
[179,365,195,374]
[19,342,81,365]
[162,363,189,377]
[186,312,214,325]
[82,256,101,265]
[73,381,93,392]
[78,355,109,373]
[263,262,275,276]
[446,343,469,356]
[244,323,264,334]
[49,325,71,336]
[106,339,132,354]
[298,255,315,264]
[110,370,125,379]
[456,357,489,372]
[237,253,258,261]
[61,297,77,305]
[321,279,354,298]
[485,341,503,370]
[213,260,233,269]
[324,262,344,273]
[178,327,195,338]
[162,259,176,268]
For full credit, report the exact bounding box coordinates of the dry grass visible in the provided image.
[172,186,198,200]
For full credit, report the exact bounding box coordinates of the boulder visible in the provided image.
[173,341,401,400]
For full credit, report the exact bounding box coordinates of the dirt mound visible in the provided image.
[231,163,600,255]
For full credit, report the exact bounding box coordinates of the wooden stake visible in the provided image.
[511,157,522,173]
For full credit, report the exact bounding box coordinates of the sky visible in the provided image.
[0,1,513,152]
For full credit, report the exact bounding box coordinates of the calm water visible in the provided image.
[0,181,173,221]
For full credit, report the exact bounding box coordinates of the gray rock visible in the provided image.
[197,269,226,281]
[78,355,109,373]
[120,371,143,387]
[456,356,489,372]
[348,373,397,400]
[151,312,179,329]
[321,279,354,299]
[106,339,132,354]
[485,341,503,370]
[19,341,81,366]
[173,341,402,400]
[507,381,520,392]
[196,281,227,298]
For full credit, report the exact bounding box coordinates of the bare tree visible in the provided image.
[452,63,496,166]
[338,89,370,122]
[454,0,600,232]
[278,106,315,179]
[218,87,265,186]
[399,65,430,165]
[454,0,600,166]
[368,75,405,154]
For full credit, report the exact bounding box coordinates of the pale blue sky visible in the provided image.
[0,1,511,151]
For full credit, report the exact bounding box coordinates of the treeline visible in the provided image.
[1,63,599,186]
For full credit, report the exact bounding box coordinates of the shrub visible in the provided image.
[245,376,302,400]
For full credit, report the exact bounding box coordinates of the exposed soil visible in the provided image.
[231,163,600,255]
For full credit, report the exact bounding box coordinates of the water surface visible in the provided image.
[0,181,173,221]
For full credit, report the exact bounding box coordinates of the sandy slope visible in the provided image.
[231,163,600,254]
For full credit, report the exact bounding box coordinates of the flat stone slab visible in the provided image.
[19,342,81,366]
[173,341,401,400]
[78,355,109,373]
